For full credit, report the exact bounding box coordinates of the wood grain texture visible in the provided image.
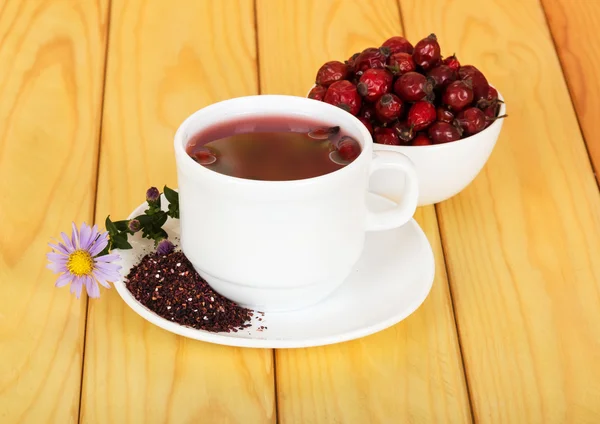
[256,1,472,423]
[398,0,600,422]
[542,0,600,185]
[0,0,109,422]
[273,208,472,424]
[80,1,275,423]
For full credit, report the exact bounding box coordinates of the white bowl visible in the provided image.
[308,86,506,206]
[372,90,505,206]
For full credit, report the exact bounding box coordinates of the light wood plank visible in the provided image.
[542,0,600,185]
[398,0,600,422]
[0,0,109,422]
[80,1,276,423]
[257,1,472,423]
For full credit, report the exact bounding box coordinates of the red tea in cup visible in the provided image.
[185,116,362,181]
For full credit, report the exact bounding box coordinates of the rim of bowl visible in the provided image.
[307,84,506,149]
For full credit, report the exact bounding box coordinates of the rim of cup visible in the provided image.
[173,94,374,187]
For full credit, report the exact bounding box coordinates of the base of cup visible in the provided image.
[193,267,351,313]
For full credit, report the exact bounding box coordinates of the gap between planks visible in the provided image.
[538,0,600,192]
[77,0,113,422]
[251,1,281,421]
[393,0,477,421]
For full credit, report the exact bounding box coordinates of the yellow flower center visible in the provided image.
[67,250,94,277]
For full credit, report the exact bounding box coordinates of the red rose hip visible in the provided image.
[455,107,486,135]
[381,36,414,54]
[360,103,377,121]
[374,127,401,145]
[412,134,433,146]
[442,80,474,112]
[412,33,441,70]
[428,121,463,144]
[427,65,457,89]
[392,120,415,144]
[324,80,362,115]
[307,125,340,140]
[458,65,489,102]
[387,52,416,75]
[482,104,499,128]
[443,54,460,71]
[346,52,360,73]
[394,71,434,102]
[436,107,454,123]
[357,68,393,102]
[487,86,499,102]
[375,93,404,123]
[407,101,436,131]
[315,61,349,87]
[477,85,499,109]
[480,105,507,129]
[358,116,373,134]
[193,148,217,165]
[308,85,327,101]
[336,136,361,161]
[354,47,389,73]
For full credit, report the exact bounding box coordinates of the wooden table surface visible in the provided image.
[2,0,600,423]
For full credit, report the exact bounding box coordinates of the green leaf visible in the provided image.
[140,226,154,240]
[167,203,179,219]
[155,211,168,228]
[163,185,178,204]
[134,214,152,225]
[140,224,159,241]
[145,203,161,216]
[111,233,132,250]
[102,184,180,254]
[105,216,118,235]
[164,186,179,219]
[152,194,162,209]
[113,239,133,250]
[113,220,130,232]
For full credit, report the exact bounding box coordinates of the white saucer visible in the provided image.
[112,193,435,348]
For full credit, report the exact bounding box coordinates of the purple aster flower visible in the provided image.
[46,222,122,299]
[156,238,174,255]
[146,187,160,203]
[128,219,141,233]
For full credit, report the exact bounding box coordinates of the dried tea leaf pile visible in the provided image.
[125,250,254,333]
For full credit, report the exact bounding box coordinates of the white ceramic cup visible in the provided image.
[173,95,419,312]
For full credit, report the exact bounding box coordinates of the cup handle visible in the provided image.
[365,150,419,231]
